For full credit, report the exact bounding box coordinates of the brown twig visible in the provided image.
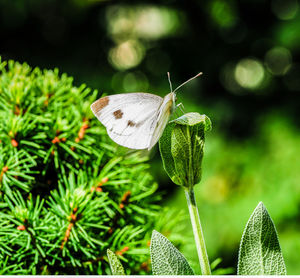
[0,166,8,183]
[115,246,129,256]
[75,121,89,143]
[91,177,109,193]
[60,207,79,249]
[119,191,131,209]
[11,139,18,147]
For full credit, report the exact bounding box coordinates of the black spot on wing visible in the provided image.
[127,120,135,127]
[113,109,123,119]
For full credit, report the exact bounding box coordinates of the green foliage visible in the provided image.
[158,110,290,275]
[151,200,286,276]
[0,57,177,274]
[159,112,211,188]
[1,0,299,273]
[210,258,235,275]
[107,249,125,275]
[164,113,300,274]
[150,230,194,275]
[238,202,286,275]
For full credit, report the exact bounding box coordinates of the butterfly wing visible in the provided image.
[91,93,163,149]
[148,92,175,150]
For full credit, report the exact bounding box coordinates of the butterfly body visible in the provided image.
[91,92,176,150]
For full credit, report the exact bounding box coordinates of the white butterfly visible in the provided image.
[91,72,202,150]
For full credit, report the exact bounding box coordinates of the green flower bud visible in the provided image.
[159,112,212,189]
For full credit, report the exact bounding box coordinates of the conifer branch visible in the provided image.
[0,57,186,274]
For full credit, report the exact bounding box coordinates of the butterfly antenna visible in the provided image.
[173,72,203,94]
[167,72,173,92]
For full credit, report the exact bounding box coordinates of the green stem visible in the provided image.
[185,187,211,275]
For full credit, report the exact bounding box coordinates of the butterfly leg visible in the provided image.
[176,102,186,114]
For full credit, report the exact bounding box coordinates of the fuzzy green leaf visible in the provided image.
[238,202,287,275]
[107,249,125,275]
[159,112,211,188]
[150,230,194,275]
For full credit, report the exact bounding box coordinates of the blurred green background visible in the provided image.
[1,0,299,274]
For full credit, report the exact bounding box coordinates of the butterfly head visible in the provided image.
[167,71,202,112]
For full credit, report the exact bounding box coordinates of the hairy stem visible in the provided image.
[185,187,211,275]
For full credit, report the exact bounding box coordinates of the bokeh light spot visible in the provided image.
[123,72,149,92]
[277,21,300,49]
[108,40,145,70]
[111,71,149,92]
[210,0,237,28]
[135,7,180,39]
[106,5,181,40]
[271,0,298,20]
[220,62,242,94]
[111,71,125,92]
[265,46,292,76]
[234,59,265,89]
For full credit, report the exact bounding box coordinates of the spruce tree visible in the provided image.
[0,58,179,274]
